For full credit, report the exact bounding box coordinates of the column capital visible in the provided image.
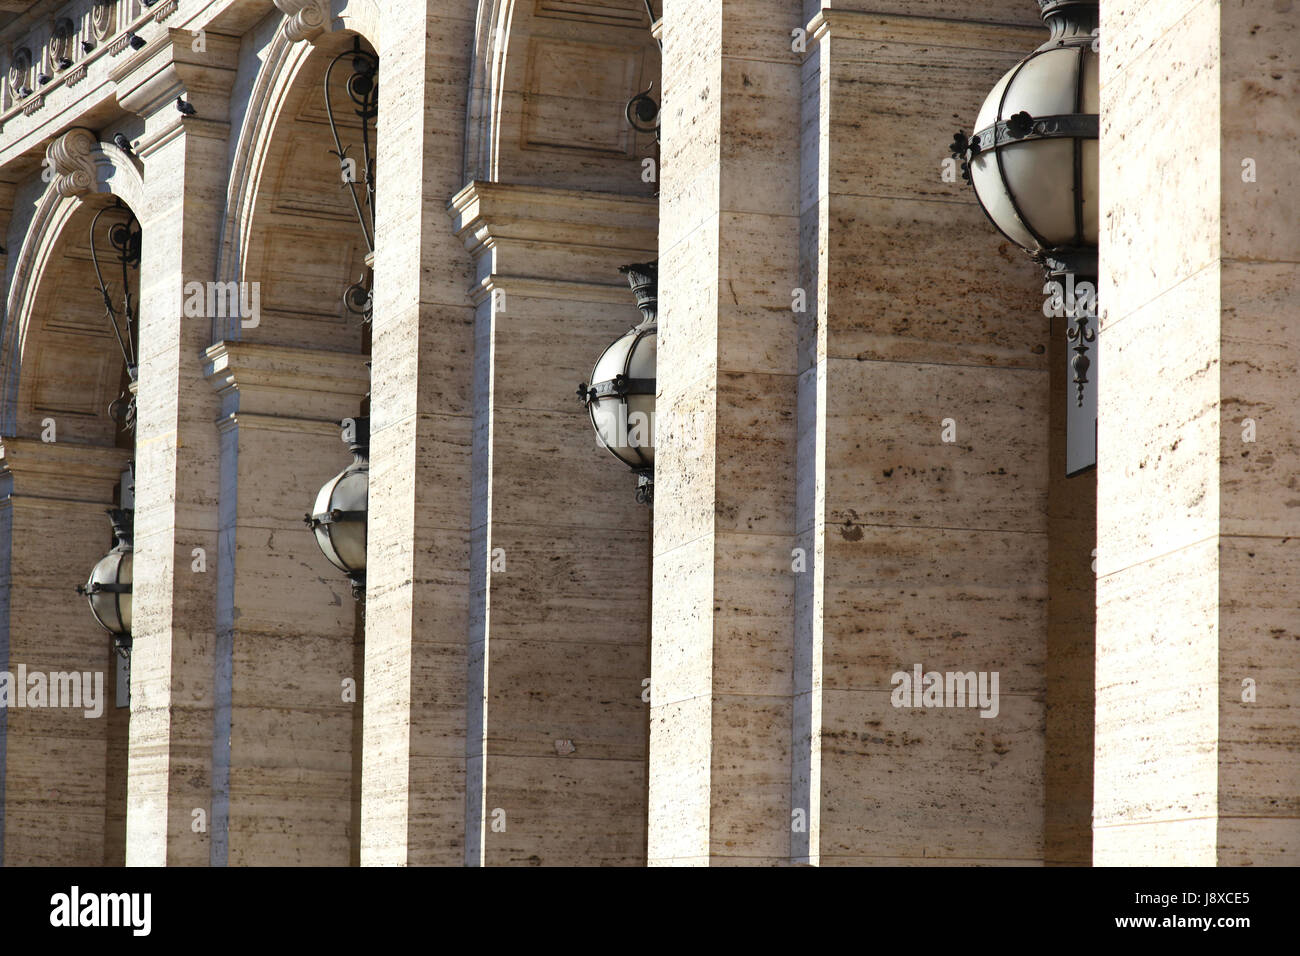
[203,341,369,421]
[0,438,131,502]
[110,28,240,149]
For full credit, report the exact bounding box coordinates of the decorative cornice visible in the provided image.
[46,127,99,198]
[110,27,240,146]
[273,0,333,44]
[805,9,1041,49]
[449,181,658,265]
[0,437,132,503]
[203,342,370,421]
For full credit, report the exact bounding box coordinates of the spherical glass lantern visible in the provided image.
[578,262,657,505]
[952,0,1098,276]
[77,508,133,651]
[305,415,369,599]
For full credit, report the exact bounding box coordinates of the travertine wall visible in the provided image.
[649,0,1083,865]
[0,0,1293,869]
[1095,0,1299,865]
[0,439,130,865]
[113,26,239,867]
[650,0,802,866]
[452,182,656,865]
[360,0,478,867]
[797,4,1060,866]
[205,342,368,865]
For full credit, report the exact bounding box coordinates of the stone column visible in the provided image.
[450,182,656,866]
[0,438,130,865]
[203,342,368,865]
[110,27,238,866]
[649,0,803,865]
[794,6,1053,866]
[1095,1,1299,866]
[360,1,478,866]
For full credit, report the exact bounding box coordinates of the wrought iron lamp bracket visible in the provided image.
[325,36,379,325]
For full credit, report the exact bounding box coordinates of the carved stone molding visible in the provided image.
[273,0,332,44]
[51,19,77,71]
[46,127,99,198]
[8,46,33,100]
[93,0,117,42]
[110,28,240,148]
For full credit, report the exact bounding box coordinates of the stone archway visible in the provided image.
[201,13,373,867]
[1,127,144,437]
[0,127,142,866]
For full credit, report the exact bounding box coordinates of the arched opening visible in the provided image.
[1,189,140,866]
[228,31,376,353]
[207,24,376,866]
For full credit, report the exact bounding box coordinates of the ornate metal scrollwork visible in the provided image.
[1066,307,1096,408]
[90,200,142,432]
[624,1,661,145]
[324,37,378,324]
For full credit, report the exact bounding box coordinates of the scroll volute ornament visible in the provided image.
[92,0,116,42]
[273,0,332,43]
[51,18,76,70]
[46,127,98,198]
[8,47,33,98]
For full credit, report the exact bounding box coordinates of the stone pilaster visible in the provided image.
[0,438,131,865]
[450,182,655,865]
[360,1,478,866]
[1095,1,1300,865]
[793,6,1055,865]
[203,342,368,865]
[650,0,802,865]
[110,27,239,866]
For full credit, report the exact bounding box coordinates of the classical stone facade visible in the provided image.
[0,0,1293,867]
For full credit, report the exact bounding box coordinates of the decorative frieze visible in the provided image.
[0,0,127,118]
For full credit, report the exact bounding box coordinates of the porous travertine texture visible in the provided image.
[1095,0,1299,866]
[0,439,130,865]
[359,0,479,867]
[111,27,239,867]
[650,0,804,866]
[796,6,1054,866]
[205,342,369,865]
[452,182,656,866]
